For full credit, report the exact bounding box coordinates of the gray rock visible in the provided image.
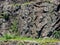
[0,0,60,38]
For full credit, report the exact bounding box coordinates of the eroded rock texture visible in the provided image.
[0,0,60,38]
[0,41,60,45]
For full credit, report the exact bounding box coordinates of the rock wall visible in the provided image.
[0,0,60,38]
[0,41,60,45]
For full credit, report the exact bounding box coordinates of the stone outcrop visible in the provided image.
[0,41,60,45]
[0,0,60,38]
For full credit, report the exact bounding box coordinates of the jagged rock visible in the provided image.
[0,0,60,38]
[0,41,60,45]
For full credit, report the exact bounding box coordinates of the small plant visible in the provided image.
[1,12,9,21]
[10,19,18,33]
[53,30,60,39]
[3,33,16,40]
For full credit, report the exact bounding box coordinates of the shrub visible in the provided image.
[53,30,60,39]
[3,33,16,40]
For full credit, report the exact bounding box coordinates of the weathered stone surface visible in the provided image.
[18,0,60,38]
[0,0,60,38]
[0,41,60,45]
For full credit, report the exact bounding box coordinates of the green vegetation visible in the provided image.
[0,37,60,43]
[11,1,33,6]
[0,33,60,43]
[10,20,18,33]
[11,37,60,43]
[3,33,16,40]
[0,12,9,21]
[0,32,59,45]
[53,30,60,39]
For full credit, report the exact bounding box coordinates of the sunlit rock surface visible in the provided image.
[0,0,60,38]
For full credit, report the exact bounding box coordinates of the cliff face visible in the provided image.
[0,0,60,38]
[0,41,60,45]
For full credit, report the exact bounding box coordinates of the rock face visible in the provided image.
[0,41,60,45]
[0,0,60,38]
